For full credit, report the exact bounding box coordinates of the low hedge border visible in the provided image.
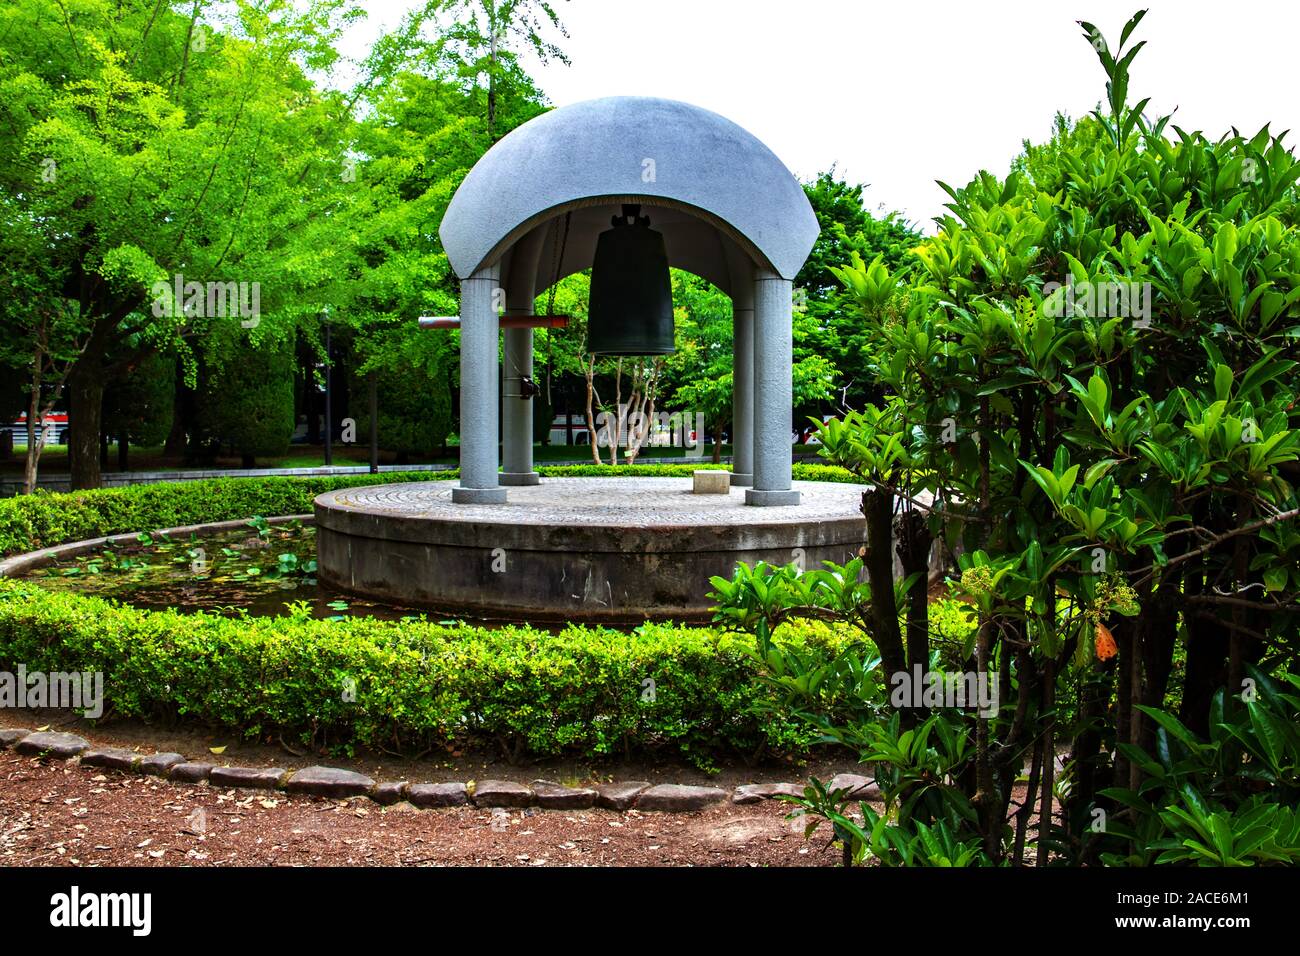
[0,461,861,765]
[0,462,856,558]
[0,580,863,765]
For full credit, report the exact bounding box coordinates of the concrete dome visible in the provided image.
[439,96,819,291]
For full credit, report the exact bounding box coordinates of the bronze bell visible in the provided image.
[587,205,675,356]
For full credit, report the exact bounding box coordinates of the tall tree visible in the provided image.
[431,0,569,141]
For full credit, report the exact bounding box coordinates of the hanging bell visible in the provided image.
[587,205,676,356]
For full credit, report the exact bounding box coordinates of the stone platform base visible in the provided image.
[314,477,870,622]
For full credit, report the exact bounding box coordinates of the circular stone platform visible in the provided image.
[315,477,868,622]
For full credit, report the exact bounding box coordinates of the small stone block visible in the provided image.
[635,784,728,812]
[285,766,376,799]
[732,782,806,804]
[692,470,731,494]
[471,779,534,808]
[209,766,287,790]
[80,748,141,772]
[168,762,213,783]
[827,773,879,799]
[138,752,187,776]
[594,781,649,811]
[14,731,90,759]
[0,729,32,749]
[372,781,410,806]
[530,780,597,810]
[407,782,469,808]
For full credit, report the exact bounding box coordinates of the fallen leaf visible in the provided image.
[209,746,227,755]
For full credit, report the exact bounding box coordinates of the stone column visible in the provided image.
[730,283,754,487]
[453,263,506,504]
[745,270,799,506]
[501,321,539,485]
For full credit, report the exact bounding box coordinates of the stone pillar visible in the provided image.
[501,322,539,485]
[453,263,506,504]
[730,283,754,487]
[745,270,799,506]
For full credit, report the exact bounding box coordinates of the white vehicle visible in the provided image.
[549,413,590,445]
[5,412,69,447]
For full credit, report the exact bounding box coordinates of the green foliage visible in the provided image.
[351,349,454,458]
[195,330,296,462]
[718,11,1300,866]
[102,351,175,446]
[0,579,852,764]
[1096,666,1300,865]
[796,168,923,411]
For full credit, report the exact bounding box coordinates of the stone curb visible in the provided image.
[0,728,878,813]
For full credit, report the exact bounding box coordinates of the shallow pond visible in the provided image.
[20,520,439,622]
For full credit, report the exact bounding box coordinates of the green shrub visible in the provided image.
[0,462,854,557]
[195,330,296,464]
[351,361,454,460]
[0,579,855,764]
[102,351,175,448]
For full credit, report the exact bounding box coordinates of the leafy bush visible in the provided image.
[717,12,1300,866]
[351,360,454,460]
[1094,665,1300,866]
[102,351,175,448]
[0,462,852,557]
[0,579,856,764]
[195,330,296,464]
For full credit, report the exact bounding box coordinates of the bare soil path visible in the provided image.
[0,751,840,868]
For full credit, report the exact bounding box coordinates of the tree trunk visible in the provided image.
[67,358,105,490]
[861,489,906,678]
[895,508,932,671]
[117,430,129,472]
[583,356,601,465]
[164,358,188,457]
[22,384,45,495]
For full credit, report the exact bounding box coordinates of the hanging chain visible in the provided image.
[544,211,571,317]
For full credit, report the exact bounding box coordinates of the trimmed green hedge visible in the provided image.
[0,461,861,763]
[0,580,860,764]
[0,462,856,557]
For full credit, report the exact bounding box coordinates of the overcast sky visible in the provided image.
[337,0,1300,231]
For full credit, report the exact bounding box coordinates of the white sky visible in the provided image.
[336,0,1300,231]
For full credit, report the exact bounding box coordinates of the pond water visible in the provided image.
[19,520,437,622]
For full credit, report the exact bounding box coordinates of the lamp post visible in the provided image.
[322,306,333,468]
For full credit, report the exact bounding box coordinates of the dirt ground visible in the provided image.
[11,708,859,790]
[0,750,843,867]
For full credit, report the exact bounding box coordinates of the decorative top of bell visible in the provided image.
[587,204,676,356]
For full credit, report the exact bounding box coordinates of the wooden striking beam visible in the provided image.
[418,315,571,330]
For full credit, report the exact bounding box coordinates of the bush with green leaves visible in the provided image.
[714,12,1300,866]
[0,579,860,765]
[1093,664,1300,866]
[195,329,296,466]
[350,358,454,461]
[102,350,175,449]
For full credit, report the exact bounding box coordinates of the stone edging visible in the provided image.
[0,728,880,812]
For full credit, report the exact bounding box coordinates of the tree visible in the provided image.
[713,11,1300,866]
[350,325,454,462]
[195,326,295,467]
[796,169,922,411]
[0,0,444,488]
[431,0,569,141]
[102,349,175,469]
